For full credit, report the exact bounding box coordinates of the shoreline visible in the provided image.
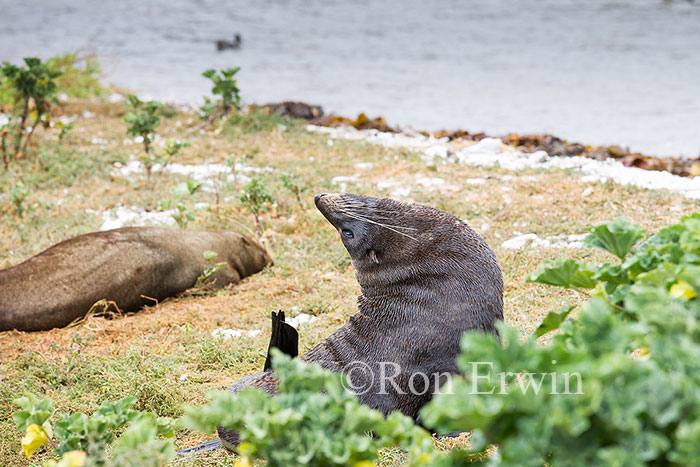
[257,102,700,180]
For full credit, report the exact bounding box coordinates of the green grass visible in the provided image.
[0,94,698,465]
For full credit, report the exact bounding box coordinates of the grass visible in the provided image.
[0,95,698,466]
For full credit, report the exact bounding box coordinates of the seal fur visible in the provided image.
[0,226,271,332]
[217,193,503,449]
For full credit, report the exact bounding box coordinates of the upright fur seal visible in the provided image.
[216,193,503,450]
[0,227,271,332]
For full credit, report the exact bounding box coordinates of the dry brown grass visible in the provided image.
[0,98,697,465]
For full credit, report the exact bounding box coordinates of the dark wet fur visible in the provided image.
[218,193,503,449]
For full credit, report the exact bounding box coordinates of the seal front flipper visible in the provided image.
[176,439,222,455]
[264,310,299,371]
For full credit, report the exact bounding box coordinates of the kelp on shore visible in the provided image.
[260,101,700,179]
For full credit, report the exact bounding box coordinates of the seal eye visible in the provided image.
[341,229,354,239]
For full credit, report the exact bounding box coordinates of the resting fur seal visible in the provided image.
[0,227,271,332]
[216,193,503,450]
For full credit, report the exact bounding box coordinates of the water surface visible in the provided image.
[1,0,699,156]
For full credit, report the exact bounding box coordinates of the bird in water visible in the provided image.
[216,33,242,51]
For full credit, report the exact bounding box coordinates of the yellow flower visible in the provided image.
[670,279,697,300]
[233,457,252,467]
[57,450,87,467]
[21,423,48,457]
[352,462,376,467]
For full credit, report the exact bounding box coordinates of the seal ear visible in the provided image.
[368,250,380,265]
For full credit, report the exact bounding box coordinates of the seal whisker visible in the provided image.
[341,212,419,240]
[342,210,400,221]
[341,210,418,231]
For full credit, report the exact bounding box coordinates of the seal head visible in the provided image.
[314,193,503,333]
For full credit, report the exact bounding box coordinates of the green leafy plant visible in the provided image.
[199,67,241,128]
[13,393,174,465]
[123,96,191,181]
[0,57,62,169]
[164,138,191,158]
[583,216,647,260]
[194,251,227,288]
[56,121,74,141]
[281,172,305,209]
[182,350,434,466]
[158,179,202,228]
[238,178,274,236]
[421,214,700,465]
[9,179,31,216]
[47,52,104,99]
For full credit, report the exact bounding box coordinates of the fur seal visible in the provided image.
[215,193,503,450]
[259,101,324,120]
[0,226,271,332]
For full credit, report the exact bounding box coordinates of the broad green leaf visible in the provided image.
[527,258,596,289]
[584,217,646,260]
[171,183,189,197]
[534,304,576,338]
[203,251,218,262]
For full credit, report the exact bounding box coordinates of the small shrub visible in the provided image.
[199,67,241,128]
[182,350,434,466]
[238,178,274,236]
[48,53,104,99]
[0,57,62,169]
[13,392,174,466]
[421,213,700,465]
[123,94,162,180]
[9,180,30,216]
[123,95,190,180]
[280,172,305,209]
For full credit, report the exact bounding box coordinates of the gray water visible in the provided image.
[1,0,699,157]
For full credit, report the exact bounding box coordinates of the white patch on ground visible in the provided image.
[308,126,700,199]
[285,313,317,328]
[466,178,486,185]
[110,158,273,192]
[211,328,263,339]
[332,173,459,199]
[99,206,178,230]
[331,174,361,184]
[354,162,373,169]
[308,124,448,148]
[502,233,588,249]
[107,94,125,103]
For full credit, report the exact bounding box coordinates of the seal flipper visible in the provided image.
[264,310,299,371]
[176,439,222,455]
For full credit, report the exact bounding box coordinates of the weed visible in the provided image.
[0,57,62,168]
[199,68,241,128]
[238,178,274,236]
[280,172,305,209]
[194,251,227,288]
